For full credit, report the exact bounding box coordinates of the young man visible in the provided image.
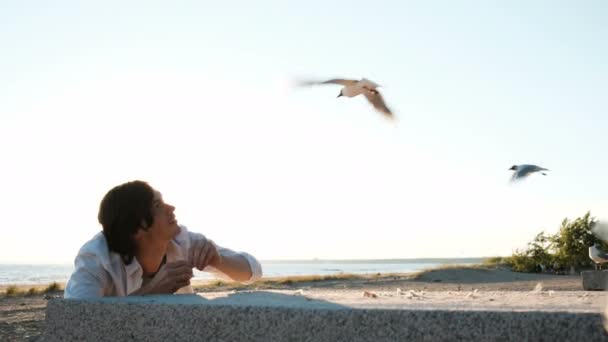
[64,180,262,298]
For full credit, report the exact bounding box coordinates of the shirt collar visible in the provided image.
[124,239,187,295]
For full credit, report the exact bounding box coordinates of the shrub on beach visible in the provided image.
[508,212,607,273]
[5,285,20,297]
[551,212,604,268]
[44,282,62,293]
[26,288,40,296]
[508,231,553,272]
[482,256,506,265]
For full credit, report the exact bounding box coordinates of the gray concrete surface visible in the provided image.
[583,270,608,290]
[42,290,608,341]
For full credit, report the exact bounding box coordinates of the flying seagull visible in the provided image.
[508,164,550,182]
[298,78,394,119]
[589,243,608,270]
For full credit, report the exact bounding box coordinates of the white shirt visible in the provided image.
[64,225,262,298]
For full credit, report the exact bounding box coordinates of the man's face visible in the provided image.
[142,190,180,241]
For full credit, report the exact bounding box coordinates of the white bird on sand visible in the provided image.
[298,78,394,119]
[508,164,550,182]
[589,243,608,270]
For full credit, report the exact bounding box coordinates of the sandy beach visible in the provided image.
[0,266,599,341]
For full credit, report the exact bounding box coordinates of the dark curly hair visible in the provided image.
[98,180,155,264]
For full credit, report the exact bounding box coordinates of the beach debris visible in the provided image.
[44,294,63,300]
[529,283,557,297]
[405,290,425,299]
[362,290,378,298]
[465,289,479,299]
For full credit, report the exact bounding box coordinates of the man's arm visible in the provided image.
[188,235,262,283]
[210,252,253,282]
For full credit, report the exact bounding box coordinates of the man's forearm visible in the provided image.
[213,254,253,282]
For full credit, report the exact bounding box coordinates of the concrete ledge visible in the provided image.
[582,270,608,290]
[43,291,608,341]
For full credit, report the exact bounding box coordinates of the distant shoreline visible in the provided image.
[260,258,486,264]
[0,258,489,287]
[0,257,489,265]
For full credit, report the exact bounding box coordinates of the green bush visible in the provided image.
[509,250,541,272]
[45,282,62,293]
[482,256,505,265]
[5,286,19,297]
[551,212,606,269]
[509,211,608,273]
[27,288,40,296]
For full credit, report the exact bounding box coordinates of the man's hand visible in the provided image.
[189,238,221,271]
[136,261,193,295]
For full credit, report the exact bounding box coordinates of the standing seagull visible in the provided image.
[508,164,550,182]
[589,243,608,270]
[298,78,394,119]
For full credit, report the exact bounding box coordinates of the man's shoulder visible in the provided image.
[79,232,108,253]
[173,225,205,246]
[76,232,118,266]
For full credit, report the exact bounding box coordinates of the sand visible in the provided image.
[0,267,601,341]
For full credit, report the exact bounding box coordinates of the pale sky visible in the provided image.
[1,1,607,263]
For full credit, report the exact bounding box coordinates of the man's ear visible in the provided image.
[132,228,143,243]
[133,224,147,242]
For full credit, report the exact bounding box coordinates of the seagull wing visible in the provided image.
[363,90,393,118]
[320,78,359,86]
[296,78,358,87]
[595,246,608,260]
[510,171,520,182]
[590,246,608,262]
[534,165,550,172]
[517,165,536,178]
[359,78,380,89]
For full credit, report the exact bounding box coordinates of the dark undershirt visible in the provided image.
[141,254,167,287]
